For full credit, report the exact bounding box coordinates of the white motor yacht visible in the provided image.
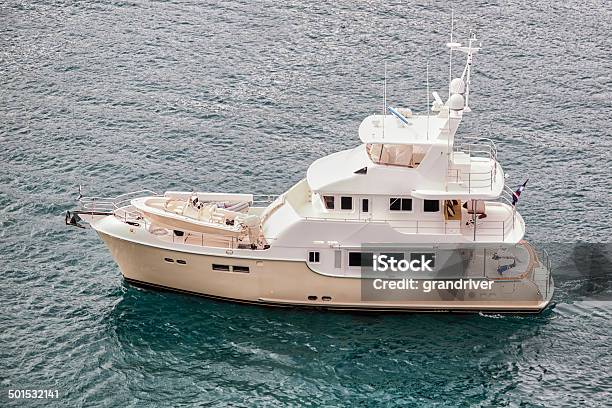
[66,34,553,313]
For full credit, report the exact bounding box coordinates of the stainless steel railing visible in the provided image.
[252,194,279,205]
[79,189,158,221]
[448,137,499,192]
[79,189,158,212]
[538,247,553,300]
[303,205,518,241]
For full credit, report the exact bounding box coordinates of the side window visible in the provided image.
[424,200,440,212]
[323,195,335,210]
[308,251,320,263]
[348,252,374,267]
[340,196,353,210]
[362,198,369,212]
[410,253,436,269]
[390,198,412,211]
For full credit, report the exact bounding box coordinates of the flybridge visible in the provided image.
[361,31,481,147]
[358,114,450,144]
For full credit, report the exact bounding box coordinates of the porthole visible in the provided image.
[307,295,318,301]
[176,259,187,265]
[212,264,230,271]
[164,258,174,263]
[232,265,250,273]
[322,296,332,301]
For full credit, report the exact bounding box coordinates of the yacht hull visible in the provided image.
[98,231,553,313]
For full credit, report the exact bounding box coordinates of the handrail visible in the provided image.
[252,194,279,205]
[303,208,517,241]
[448,137,499,192]
[80,189,158,209]
[533,246,553,300]
[79,189,158,221]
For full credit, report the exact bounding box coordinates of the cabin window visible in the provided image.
[308,251,320,263]
[176,259,187,265]
[232,265,250,273]
[367,144,414,167]
[340,196,353,210]
[390,198,412,211]
[348,252,374,267]
[362,198,369,213]
[323,195,335,209]
[410,253,436,269]
[424,200,440,212]
[212,264,230,271]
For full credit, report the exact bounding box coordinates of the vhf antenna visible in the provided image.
[383,60,387,140]
[426,56,430,140]
[448,9,454,99]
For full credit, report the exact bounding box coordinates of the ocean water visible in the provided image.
[1,0,611,406]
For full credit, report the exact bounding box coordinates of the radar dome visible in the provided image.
[450,78,466,94]
[448,94,465,111]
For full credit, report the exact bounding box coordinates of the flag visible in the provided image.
[512,179,528,206]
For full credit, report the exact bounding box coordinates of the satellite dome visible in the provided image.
[448,94,465,111]
[450,78,466,94]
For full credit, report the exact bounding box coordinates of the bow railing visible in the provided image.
[78,189,158,221]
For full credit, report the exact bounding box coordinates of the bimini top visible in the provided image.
[359,113,450,145]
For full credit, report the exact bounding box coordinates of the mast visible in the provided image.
[426,58,430,141]
[383,61,387,140]
[448,10,454,100]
